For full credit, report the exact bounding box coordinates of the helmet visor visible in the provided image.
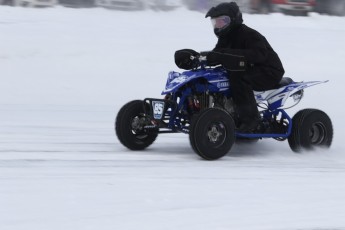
[211,15,231,30]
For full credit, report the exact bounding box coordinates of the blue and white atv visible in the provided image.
[115,55,333,160]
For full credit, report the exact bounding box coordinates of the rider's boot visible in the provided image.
[237,117,261,133]
[236,104,261,133]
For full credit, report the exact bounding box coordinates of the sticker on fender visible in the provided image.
[152,101,165,119]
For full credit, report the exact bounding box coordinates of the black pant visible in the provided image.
[228,68,283,123]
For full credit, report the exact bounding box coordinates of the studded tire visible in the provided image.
[288,109,333,152]
[115,100,158,150]
[189,108,236,160]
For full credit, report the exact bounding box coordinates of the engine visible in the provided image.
[187,93,236,117]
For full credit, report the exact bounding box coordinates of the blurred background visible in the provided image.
[0,0,344,17]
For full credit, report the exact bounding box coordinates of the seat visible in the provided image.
[277,77,294,88]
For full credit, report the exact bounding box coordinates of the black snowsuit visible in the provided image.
[208,24,285,125]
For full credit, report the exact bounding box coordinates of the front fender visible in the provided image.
[161,68,228,95]
[161,71,200,95]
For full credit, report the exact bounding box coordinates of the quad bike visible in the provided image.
[115,55,333,160]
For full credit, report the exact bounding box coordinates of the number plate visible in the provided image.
[152,101,165,120]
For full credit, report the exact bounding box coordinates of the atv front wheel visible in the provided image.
[115,100,158,150]
[189,108,235,160]
[288,109,333,152]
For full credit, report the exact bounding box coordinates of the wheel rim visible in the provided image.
[309,122,326,145]
[130,115,149,139]
[206,122,227,147]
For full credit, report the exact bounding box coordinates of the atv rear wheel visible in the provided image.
[189,108,235,160]
[115,100,158,150]
[288,109,333,152]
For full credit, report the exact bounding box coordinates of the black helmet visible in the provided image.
[205,2,243,37]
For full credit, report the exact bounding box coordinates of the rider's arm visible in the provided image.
[207,32,269,70]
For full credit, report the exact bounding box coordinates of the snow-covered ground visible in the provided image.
[1,6,345,230]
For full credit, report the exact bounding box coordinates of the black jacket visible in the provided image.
[209,24,285,81]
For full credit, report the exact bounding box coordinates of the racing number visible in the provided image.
[152,101,164,119]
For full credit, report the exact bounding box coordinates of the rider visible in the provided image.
[204,2,285,132]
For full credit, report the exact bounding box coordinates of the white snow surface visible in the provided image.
[1,6,345,230]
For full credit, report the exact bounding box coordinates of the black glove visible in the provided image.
[206,51,222,66]
[209,48,247,71]
[200,51,222,66]
[174,49,200,70]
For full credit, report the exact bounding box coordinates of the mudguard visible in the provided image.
[162,67,229,94]
[255,80,328,109]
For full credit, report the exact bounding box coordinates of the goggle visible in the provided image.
[211,15,231,29]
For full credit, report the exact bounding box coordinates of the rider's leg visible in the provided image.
[228,72,260,133]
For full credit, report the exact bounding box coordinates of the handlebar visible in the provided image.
[190,55,207,62]
[190,55,207,69]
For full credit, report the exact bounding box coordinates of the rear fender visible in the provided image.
[255,80,328,109]
[286,80,329,96]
